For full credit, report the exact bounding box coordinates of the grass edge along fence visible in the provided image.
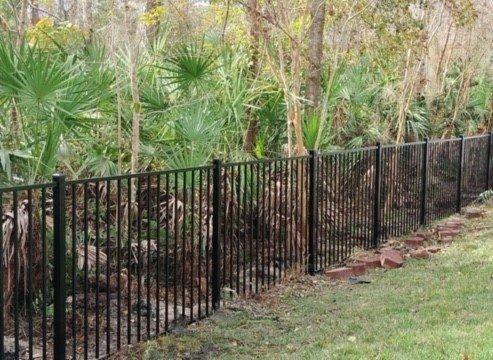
[0,133,492,360]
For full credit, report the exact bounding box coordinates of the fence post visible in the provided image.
[420,138,429,225]
[211,159,222,310]
[372,143,382,248]
[307,150,318,275]
[487,132,492,191]
[53,174,66,360]
[457,136,465,213]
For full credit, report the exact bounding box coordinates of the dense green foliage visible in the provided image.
[0,0,491,185]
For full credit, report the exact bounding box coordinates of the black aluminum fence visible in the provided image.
[1,134,492,359]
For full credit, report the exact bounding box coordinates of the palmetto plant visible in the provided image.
[466,74,492,132]
[335,61,385,147]
[175,105,222,144]
[158,43,216,94]
[0,41,106,184]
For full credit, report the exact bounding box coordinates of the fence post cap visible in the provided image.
[52,173,65,180]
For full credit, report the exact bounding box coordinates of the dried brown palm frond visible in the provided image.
[76,244,108,271]
[130,239,157,266]
[2,198,43,326]
[158,195,184,230]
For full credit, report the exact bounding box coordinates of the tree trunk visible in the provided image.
[58,0,67,20]
[306,0,326,110]
[243,0,261,153]
[145,0,159,44]
[83,0,94,45]
[129,63,140,175]
[289,41,306,156]
[12,1,27,140]
[16,0,28,47]
[71,0,80,27]
[10,101,21,143]
[123,0,141,177]
[30,0,40,25]
[108,0,123,173]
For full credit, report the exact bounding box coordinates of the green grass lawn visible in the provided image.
[128,205,493,360]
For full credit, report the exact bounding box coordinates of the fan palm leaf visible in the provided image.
[157,44,217,92]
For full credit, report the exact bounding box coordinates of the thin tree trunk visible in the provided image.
[10,101,21,142]
[12,1,27,141]
[16,0,28,47]
[243,0,261,153]
[83,0,93,45]
[109,1,123,173]
[146,0,159,44]
[396,49,412,143]
[129,58,141,177]
[129,80,140,176]
[306,0,326,110]
[58,0,66,20]
[30,0,40,25]
[221,0,231,43]
[124,0,141,177]
[71,0,80,27]
[289,41,305,156]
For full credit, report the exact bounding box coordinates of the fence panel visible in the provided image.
[380,143,424,240]
[316,148,376,270]
[65,167,213,359]
[462,135,490,206]
[220,157,308,296]
[0,183,54,359]
[426,139,462,222]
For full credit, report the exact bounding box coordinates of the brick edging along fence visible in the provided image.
[0,133,492,359]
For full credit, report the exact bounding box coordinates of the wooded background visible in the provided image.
[0,0,491,185]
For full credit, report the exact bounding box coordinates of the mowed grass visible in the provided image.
[128,205,493,360]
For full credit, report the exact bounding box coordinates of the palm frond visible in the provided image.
[158,44,217,92]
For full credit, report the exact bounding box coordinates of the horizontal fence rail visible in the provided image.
[0,133,492,359]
